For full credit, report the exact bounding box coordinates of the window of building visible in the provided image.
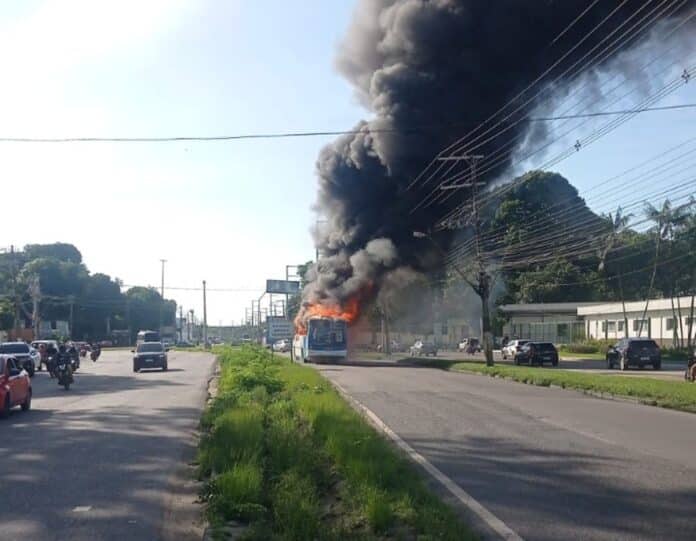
[617,320,624,332]
[666,318,675,331]
[607,321,616,332]
[633,319,648,331]
[685,317,694,326]
[601,321,607,332]
[441,324,448,335]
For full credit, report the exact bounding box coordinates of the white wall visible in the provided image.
[585,308,696,344]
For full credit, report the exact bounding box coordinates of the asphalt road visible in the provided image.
[0,349,215,541]
[316,359,696,541]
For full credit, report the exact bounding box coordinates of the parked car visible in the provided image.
[176,340,194,348]
[458,338,481,354]
[514,342,559,367]
[99,340,114,347]
[501,339,529,360]
[0,355,32,418]
[410,340,438,357]
[132,342,168,372]
[606,338,661,370]
[0,342,40,377]
[272,339,290,353]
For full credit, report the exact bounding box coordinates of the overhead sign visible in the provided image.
[266,279,300,295]
[266,316,294,343]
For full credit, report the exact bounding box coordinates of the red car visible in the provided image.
[0,355,32,418]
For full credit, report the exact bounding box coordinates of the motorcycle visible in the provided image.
[68,348,80,372]
[90,348,101,362]
[55,359,74,390]
[686,354,696,382]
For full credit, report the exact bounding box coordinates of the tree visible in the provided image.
[598,207,632,338]
[24,243,82,264]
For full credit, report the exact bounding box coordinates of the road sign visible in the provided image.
[266,316,294,343]
[266,279,300,295]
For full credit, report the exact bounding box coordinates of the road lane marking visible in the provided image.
[331,380,524,541]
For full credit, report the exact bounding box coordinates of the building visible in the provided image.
[579,296,696,346]
[499,302,598,344]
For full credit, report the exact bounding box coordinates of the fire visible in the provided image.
[294,296,361,335]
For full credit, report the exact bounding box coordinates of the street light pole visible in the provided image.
[202,280,209,349]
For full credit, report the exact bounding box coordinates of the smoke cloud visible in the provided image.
[300,0,695,322]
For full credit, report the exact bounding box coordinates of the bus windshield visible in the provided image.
[308,319,346,347]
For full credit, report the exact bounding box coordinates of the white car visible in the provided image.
[501,339,530,360]
[0,342,41,376]
[272,339,290,353]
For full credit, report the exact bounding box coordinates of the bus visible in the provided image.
[292,317,347,363]
[136,330,161,345]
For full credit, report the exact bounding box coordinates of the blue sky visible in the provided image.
[0,0,693,324]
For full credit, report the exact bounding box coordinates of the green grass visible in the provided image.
[198,345,476,540]
[408,358,696,413]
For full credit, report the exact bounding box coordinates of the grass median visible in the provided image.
[407,358,696,413]
[198,345,475,540]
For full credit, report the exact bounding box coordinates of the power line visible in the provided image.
[0,103,692,144]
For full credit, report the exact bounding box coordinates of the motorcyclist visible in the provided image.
[67,343,79,370]
[54,344,74,386]
[687,352,696,382]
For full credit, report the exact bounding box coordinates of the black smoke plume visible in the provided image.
[300,0,695,320]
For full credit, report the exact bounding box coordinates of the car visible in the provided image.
[501,339,530,360]
[606,338,661,370]
[132,342,168,372]
[99,340,114,347]
[410,340,438,357]
[176,340,194,348]
[0,342,40,377]
[272,339,290,353]
[514,342,559,366]
[0,355,32,418]
[458,338,481,353]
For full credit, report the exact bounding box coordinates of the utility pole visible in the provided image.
[202,280,209,348]
[179,305,184,342]
[437,154,493,366]
[188,309,194,342]
[159,259,167,336]
[69,296,75,340]
[29,275,41,340]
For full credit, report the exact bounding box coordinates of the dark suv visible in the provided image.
[133,342,168,372]
[514,342,559,367]
[606,338,661,371]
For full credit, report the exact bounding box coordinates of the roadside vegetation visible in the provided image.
[408,358,696,413]
[198,346,475,540]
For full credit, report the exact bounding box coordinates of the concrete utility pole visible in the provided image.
[69,296,75,340]
[202,280,209,349]
[29,275,41,340]
[188,309,194,342]
[160,259,167,298]
[179,305,184,342]
[436,153,494,366]
[159,259,167,335]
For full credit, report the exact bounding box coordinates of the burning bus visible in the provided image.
[292,316,348,363]
[293,297,360,363]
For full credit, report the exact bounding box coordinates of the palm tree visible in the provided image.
[638,200,688,338]
[598,207,632,338]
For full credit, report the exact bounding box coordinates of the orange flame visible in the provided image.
[294,296,361,335]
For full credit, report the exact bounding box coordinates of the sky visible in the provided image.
[0,1,693,325]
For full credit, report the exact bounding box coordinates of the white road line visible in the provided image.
[331,380,524,541]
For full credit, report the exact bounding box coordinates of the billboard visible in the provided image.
[266,316,294,343]
[266,279,300,295]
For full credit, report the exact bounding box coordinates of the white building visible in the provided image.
[500,302,598,343]
[578,296,696,346]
